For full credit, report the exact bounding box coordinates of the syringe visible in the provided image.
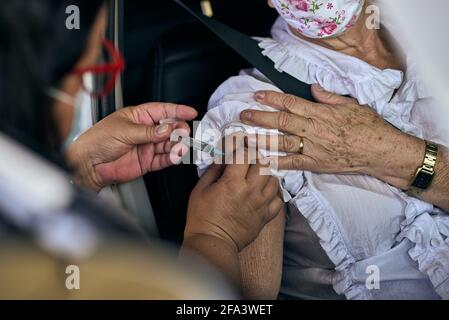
[182,137,224,158]
[159,118,224,158]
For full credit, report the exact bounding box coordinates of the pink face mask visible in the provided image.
[272,0,365,39]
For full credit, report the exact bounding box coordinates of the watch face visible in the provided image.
[413,170,434,189]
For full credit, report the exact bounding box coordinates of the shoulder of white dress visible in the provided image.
[207,73,280,111]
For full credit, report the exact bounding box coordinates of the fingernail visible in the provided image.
[157,124,170,135]
[241,111,253,121]
[255,91,265,101]
[264,157,278,168]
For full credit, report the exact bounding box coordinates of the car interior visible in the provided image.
[3,0,449,303]
[105,0,279,245]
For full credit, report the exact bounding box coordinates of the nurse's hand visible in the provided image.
[186,162,282,252]
[66,102,197,192]
[182,160,282,285]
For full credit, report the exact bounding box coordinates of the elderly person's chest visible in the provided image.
[298,172,407,260]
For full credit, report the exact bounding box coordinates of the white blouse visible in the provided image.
[195,17,449,300]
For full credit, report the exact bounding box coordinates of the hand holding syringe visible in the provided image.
[160,118,224,158]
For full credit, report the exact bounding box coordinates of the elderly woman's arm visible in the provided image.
[240,85,449,211]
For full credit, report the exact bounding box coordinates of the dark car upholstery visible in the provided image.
[123,0,277,244]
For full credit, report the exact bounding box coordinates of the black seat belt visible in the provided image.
[173,0,314,101]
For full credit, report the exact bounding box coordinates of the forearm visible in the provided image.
[239,208,285,299]
[180,234,242,289]
[373,133,449,211]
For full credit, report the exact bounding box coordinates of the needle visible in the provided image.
[182,137,224,158]
[159,118,224,157]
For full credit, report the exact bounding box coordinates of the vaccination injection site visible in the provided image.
[1,0,449,313]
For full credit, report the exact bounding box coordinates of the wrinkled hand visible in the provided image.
[241,84,425,190]
[185,158,283,252]
[67,102,197,191]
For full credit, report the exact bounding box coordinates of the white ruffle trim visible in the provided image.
[289,181,373,300]
[395,193,449,299]
[382,66,433,138]
[257,37,403,106]
[290,178,449,300]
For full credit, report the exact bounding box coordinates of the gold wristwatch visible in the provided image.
[406,141,439,198]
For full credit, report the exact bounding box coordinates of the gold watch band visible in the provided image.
[406,141,438,198]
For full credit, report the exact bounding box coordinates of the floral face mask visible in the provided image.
[272,0,365,39]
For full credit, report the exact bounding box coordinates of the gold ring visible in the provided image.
[298,138,305,154]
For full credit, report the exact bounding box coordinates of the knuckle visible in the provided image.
[146,125,156,139]
[307,117,321,135]
[264,91,276,101]
[291,156,304,169]
[281,94,298,110]
[223,178,239,191]
[313,158,326,171]
[278,112,292,129]
[282,135,298,152]
[124,106,137,118]
[315,104,332,119]
[324,91,336,102]
[301,105,313,118]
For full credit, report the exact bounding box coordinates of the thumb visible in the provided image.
[311,84,357,105]
[128,123,173,145]
[195,164,225,191]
